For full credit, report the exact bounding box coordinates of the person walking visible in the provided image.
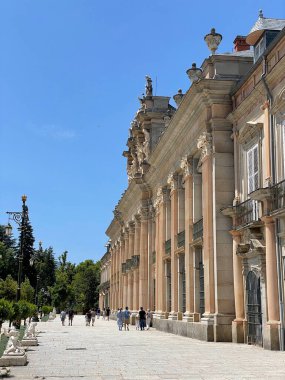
[85,310,91,326]
[117,308,124,331]
[102,308,106,320]
[91,309,96,326]
[60,310,66,326]
[68,309,74,326]
[146,309,152,330]
[96,307,101,319]
[135,311,140,330]
[139,306,146,331]
[123,306,131,331]
[106,306,111,321]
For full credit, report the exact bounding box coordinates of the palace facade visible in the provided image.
[99,12,285,350]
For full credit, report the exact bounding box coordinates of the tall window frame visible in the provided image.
[247,143,259,195]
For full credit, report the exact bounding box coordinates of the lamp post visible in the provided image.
[6,195,29,301]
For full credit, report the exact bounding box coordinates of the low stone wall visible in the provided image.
[152,319,214,342]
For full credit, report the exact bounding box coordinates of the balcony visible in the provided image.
[193,218,203,240]
[131,255,140,269]
[270,179,285,214]
[165,239,171,255]
[126,258,132,272]
[121,263,126,274]
[177,230,185,248]
[234,199,259,228]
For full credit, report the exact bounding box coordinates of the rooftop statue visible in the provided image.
[145,75,153,97]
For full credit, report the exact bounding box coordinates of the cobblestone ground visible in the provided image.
[10,316,285,380]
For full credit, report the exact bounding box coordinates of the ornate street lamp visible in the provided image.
[6,195,29,301]
[204,28,222,55]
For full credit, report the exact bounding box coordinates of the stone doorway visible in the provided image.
[246,271,262,346]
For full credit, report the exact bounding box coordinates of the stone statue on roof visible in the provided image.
[145,75,153,97]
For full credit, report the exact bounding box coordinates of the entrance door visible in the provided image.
[246,271,262,346]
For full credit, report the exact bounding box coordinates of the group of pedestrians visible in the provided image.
[85,307,111,326]
[117,306,152,331]
[60,309,74,326]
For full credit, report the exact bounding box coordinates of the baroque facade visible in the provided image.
[99,12,285,350]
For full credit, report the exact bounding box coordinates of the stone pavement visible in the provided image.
[10,316,285,380]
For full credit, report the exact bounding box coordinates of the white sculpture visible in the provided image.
[2,328,24,355]
[143,128,150,159]
[23,322,37,339]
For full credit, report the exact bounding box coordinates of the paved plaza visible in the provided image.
[10,316,285,380]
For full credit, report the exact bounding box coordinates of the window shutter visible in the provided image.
[247,144,259,194]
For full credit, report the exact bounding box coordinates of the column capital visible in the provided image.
[138,206,149,220]
[167,172,179,193]
[197,132,212,161]
[128,221,135,234]
[180,155,193,178]
[153,186,168,209]
[261,216,275,225]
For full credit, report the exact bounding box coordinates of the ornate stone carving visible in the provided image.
[154,187,163,209]
[23,322,37,339]
[180,155,193,178]
[197,132,212,161]
[167,172,178,192]
[145,75,153,97]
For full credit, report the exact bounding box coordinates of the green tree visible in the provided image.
[17,216,37,288]
[0,299,13,333]
[0,225,17,280]
[0,275,17,301]
[37,246,57,289]
[49,251,76,310]
[21,278,35,303]
[72,260,101,312]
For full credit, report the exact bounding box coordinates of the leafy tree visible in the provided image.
[50,251,76,310]
[0,225,17,280]
[0,299,13,333]
[72,260,101,312]
[36,246,57,289]
[21,278,35,303]
[0,275,17,301]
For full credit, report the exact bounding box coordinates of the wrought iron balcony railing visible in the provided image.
[165,239,171,255]
[177,230,185,248]
[193,218,203,240]
[270,179,285,213]
[234,199,259,228]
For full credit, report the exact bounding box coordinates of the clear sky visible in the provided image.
[0,0,284,264]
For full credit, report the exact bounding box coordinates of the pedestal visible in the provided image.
[0,352,27,366]
[168,312,178,321]
[232,319,245,343]
[21,338,38,346]
[263,322,280,350]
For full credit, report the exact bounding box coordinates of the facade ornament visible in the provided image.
[197,132,212,161]
[145,75,153,97]
[180,155,193,178]
[143,128,150,159]
[167,172,178,192]
[153,187,163,209]
[186,63,203,83]
[23,322,37,340]
[173,89,184,106]
[204,28,222,55]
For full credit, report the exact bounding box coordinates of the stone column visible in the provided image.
[109,248,114,309]
[128,223,135,309]
[123,230,129,308]
[139,206,149,309]
[133,216,141,311]
[147,208,155,310]
[154,187,167,318]
[262,216,280,350]
[230,230,245,343]
[197,133,215,322]
[119,236,124,308]
[181,156,194,322]
[168,173,179,320]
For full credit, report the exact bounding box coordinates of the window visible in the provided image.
[247,144,259,194]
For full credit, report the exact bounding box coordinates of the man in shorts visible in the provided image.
[123,306,131,331]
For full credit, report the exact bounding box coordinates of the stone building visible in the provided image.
[99,12,285,350]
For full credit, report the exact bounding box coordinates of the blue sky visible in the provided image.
[0,0,284,264]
